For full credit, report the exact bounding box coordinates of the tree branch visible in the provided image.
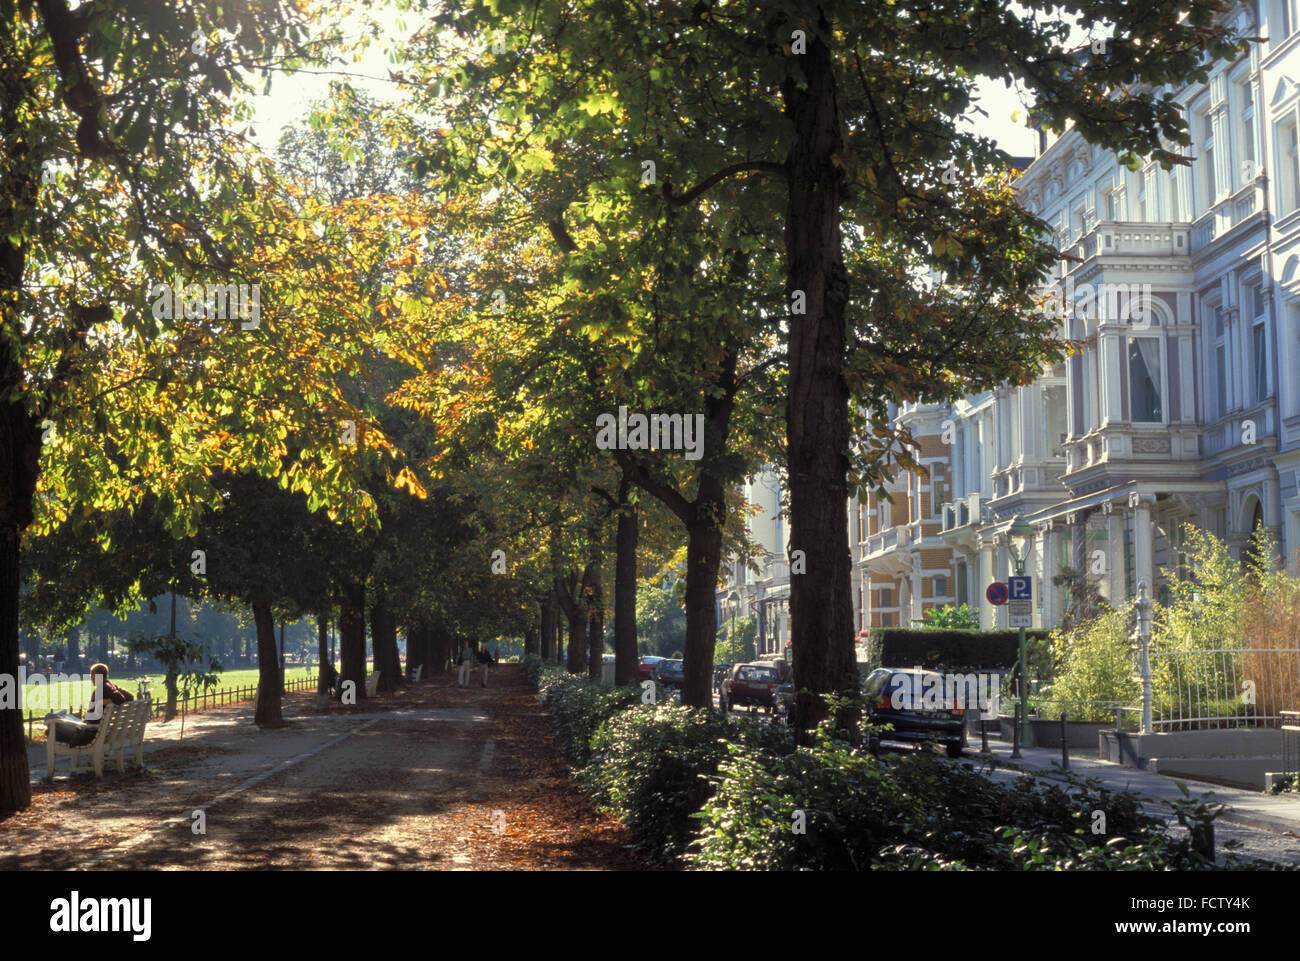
[662,161,788,207]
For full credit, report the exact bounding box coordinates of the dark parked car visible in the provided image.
[722,662,785,713]
[655,659,685,688]
[774,670,795,724]
[863,667,966,758]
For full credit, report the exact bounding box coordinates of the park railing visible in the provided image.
[22,670,323,741]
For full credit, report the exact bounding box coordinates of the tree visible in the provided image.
[408,0,1250,742]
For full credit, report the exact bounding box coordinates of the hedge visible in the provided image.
[862,628,1053,674]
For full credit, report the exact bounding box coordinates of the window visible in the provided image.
[1249,286,1270,405]
[955,561,969,606]
[934,575,948,598]
[1274,0,1294,43]
[1129,337,1163,422]
[1240,82,1256,183]
[1280,119,1300,214]
[1214,307,1230,417]
[1202,112,1217,207]
[880,588,893,609]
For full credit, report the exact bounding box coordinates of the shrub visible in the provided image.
[537,672,640,767]
[520,653,547,688]
[689,734,1248,870]
[1041,607,1139,721]
[580,704,793,864]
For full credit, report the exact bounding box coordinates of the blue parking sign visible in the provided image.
[1009,576,1032,600]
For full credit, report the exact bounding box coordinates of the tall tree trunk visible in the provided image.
[66,625,82,674]
[555,571,587,675]
[0,529,31,816]
[316,614,330,695]
[782,20,859,746]
[371,601,401,692]
[524,624,537,657]
[339,580,367,701]
[585,561,603,682]
[682,510,723,708]
[614,475,639,686]
[252,600,283,728]
[539,595,555,662]
[98,627,108,664]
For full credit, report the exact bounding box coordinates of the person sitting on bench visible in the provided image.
[50,663,133,747]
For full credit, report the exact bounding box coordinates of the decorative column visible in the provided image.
[1129,491,1156,599]
[978,536,996,629]
[1103,500,1125,605]
[1040,521,1057,628]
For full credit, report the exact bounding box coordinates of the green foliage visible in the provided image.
[911,604,981,631]
[1041,607,1140,722]
[580,703,792,865]
[537,671,640,768]
[690,732,1250,871]
[714,614,756,665]
[864,627,1052,677]
[635,579,687,658]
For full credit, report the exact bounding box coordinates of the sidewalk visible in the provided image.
[968,736,1300,838]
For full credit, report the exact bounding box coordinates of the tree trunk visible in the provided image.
[316,615,330,695]
[681,513,723,708]
[585,561,603,682]
[539,595,555,662]
[614,475,639,686]
[339,580,367,701]
[555,572,587,675]
[524,624,537,657]
[0,528,31,816]
[782,20,859,746]
[278,619,285,694]
[371,601,401,692]
[66,625,82,674]
[252,600,283,728]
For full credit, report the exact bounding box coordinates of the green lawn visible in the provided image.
[18,664,322,720]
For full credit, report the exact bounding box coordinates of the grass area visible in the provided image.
[17,664,321,720]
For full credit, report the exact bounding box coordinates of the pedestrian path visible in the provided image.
[970,738,1300,838]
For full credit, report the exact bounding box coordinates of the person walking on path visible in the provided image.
[476,644,497,687]
[457,641,474,688]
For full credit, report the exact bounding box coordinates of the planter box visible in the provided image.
[1030,717,1110,750]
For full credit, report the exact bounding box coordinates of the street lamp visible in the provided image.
[1006,516,1034,758]
[727,590,739,657]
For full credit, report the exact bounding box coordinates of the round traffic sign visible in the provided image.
[986,582,1009,606]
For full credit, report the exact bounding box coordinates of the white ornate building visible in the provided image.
[857,1,1300,630]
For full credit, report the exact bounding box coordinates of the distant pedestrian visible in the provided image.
[477,644,496,687]
[457,641,474,687]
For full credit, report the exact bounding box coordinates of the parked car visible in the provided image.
[637,656,665,682]
[862,667,966,758]
[722,661,785,713]
[655,658,685,688]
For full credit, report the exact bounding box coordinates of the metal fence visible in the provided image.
[23,672,322,741]
[1283,711,1300,783]
[1146,644,1300,731]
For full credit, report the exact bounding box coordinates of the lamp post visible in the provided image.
[1135,580,1153,735]
[727,590,739,658]
[1007,516,1034,759]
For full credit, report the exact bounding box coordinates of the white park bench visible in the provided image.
[365,672,381,698]
[46,699,150,779]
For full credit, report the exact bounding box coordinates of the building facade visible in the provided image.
[858,2,1300,631]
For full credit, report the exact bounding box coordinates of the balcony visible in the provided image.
[1191,182,1263,252]
[941,492,983,532]
[1067,221,1191,263]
